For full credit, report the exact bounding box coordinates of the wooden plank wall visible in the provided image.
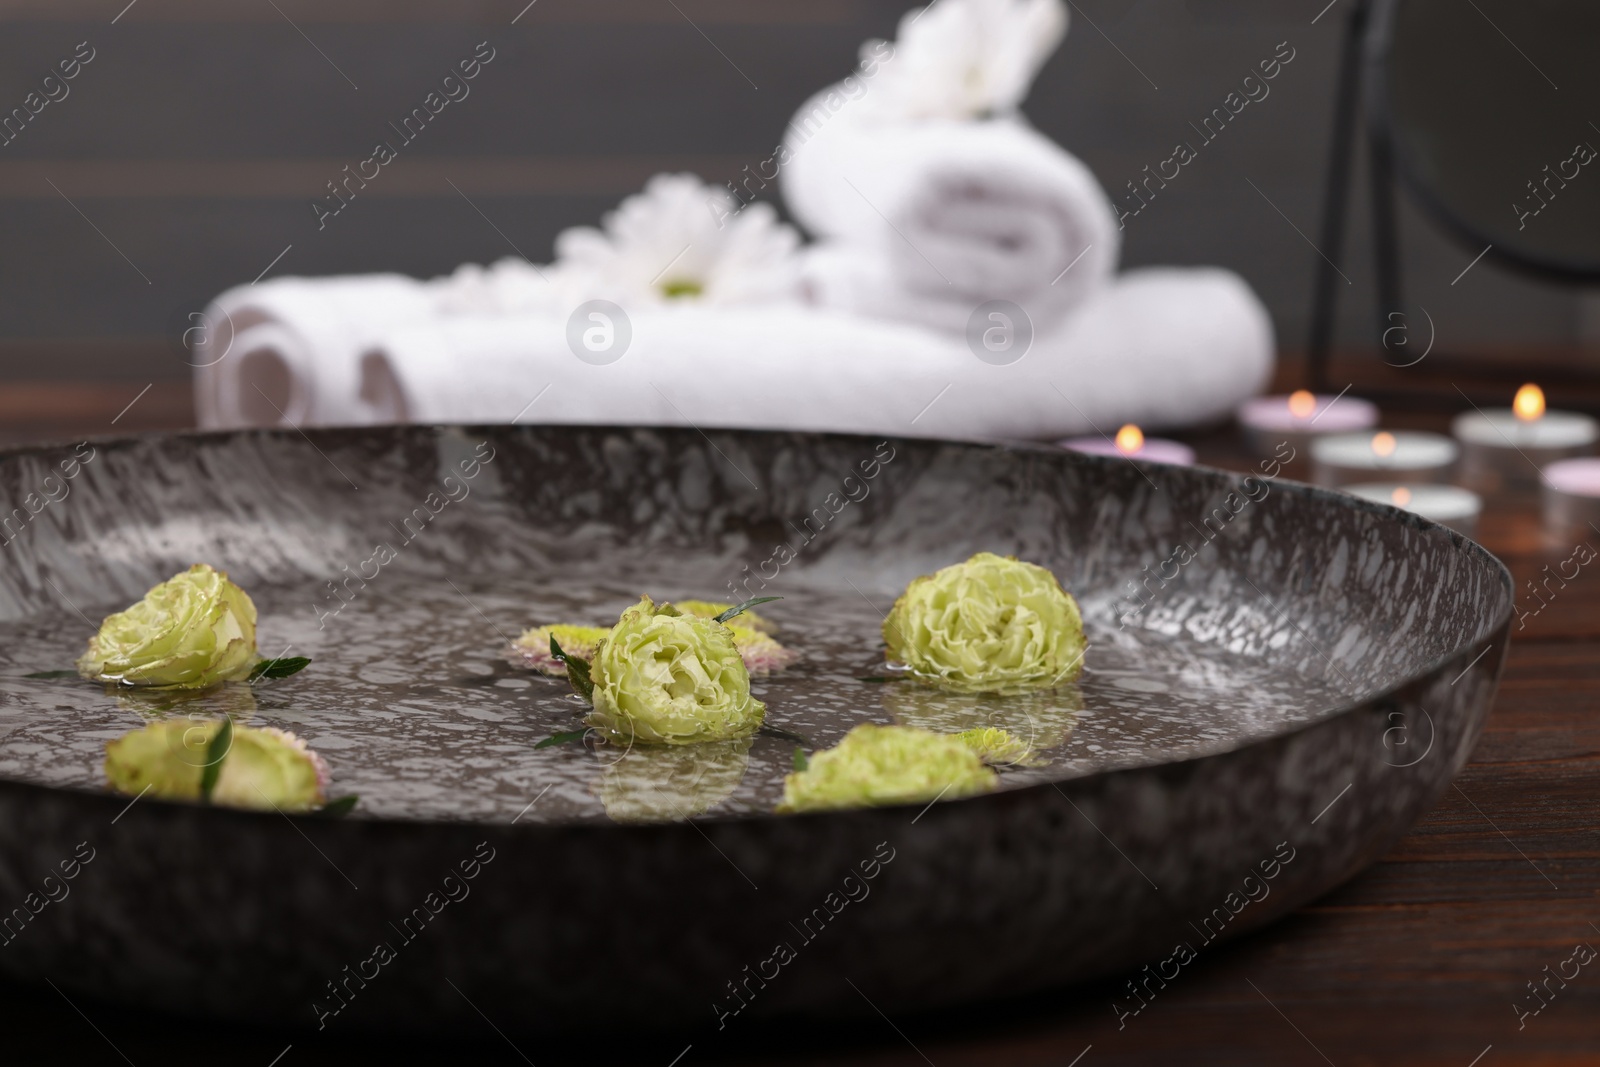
[0,0,1578,395]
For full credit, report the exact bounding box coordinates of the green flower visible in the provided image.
[883,552,1085,694]
[598,737,752,823]
[510,624,611,674]
[512,603,793,677]
[587,597,765,745]
[104,720,328,811]
[778,724,996,813]
[76,564,259,689]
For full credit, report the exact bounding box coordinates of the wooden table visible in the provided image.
[4,400,1596,1066]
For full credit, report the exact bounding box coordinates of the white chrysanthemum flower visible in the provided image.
[863,0,1068,122]
[552,173,802,306]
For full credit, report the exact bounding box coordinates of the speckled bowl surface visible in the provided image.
[0,425,1510,1036]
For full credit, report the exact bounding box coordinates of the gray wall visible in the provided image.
[0,0,1582,384]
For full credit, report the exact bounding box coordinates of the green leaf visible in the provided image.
[249,656,312,682]
[792,747,810,772]
[318,794,360,817]
[535,729,589,750]
[548,635,594,704]
[759,723,812,747]
[24,670,78,680]
[199,717,232,803]
[713,596,783,624]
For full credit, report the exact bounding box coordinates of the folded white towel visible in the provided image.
[193,274,432,429]
[433,256,562,315]
[365,267,1271,440]
[193,173,809,430]
[782,110,1120,334]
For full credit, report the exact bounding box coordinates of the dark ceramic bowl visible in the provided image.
[0,425,1510,1036]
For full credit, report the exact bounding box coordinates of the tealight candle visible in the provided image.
[1236,389,1380,460]
[1541,457,1600,538]
[1344,482,1482,537]
[1453,384,1597,492]
[1310,430,1459,487]
[1060,423,1196,466]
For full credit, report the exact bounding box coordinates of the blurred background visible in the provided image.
[0,0,1590,441]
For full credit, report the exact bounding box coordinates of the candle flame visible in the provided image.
[1371,431,1397,458]
[1513,383,1545,422]
[1288,390,1317,419]
[1391,486,1412,507]
[1115,424,1144,455]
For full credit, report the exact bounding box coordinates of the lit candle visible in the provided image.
[1059,423,1196,466]
[1541,457,1600,539]
[1235,390,1379,461]
[1453,384,1597,492]
[1344,482,1482,537]
[1514,383,1543,422]
[1310,430,1459,487]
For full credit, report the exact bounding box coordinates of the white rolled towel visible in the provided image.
[781,102,1120,334]
[364,266,1271,439]
[193,274,434,429]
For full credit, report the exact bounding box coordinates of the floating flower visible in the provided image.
[509,624,611,674]
[512,606,794,677]
[779,723,996,813]
[883,551,1085,694]
[862,0,1068,122]
[105,720,328,812]
[725,624,798,675]
[553,173,802,306]
[597,737,753,823]
[77,564,260,690]
[587,597,765,745]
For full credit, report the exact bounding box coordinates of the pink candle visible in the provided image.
[1236,390,1379,463]
[1060,424,1196,466]
[1540,458,1600,538]
[1237,391,1379,434]
[1544,457,1600,496]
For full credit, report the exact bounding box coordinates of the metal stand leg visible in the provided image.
[1307,0,1370,392]
[1368,108,1404,354]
